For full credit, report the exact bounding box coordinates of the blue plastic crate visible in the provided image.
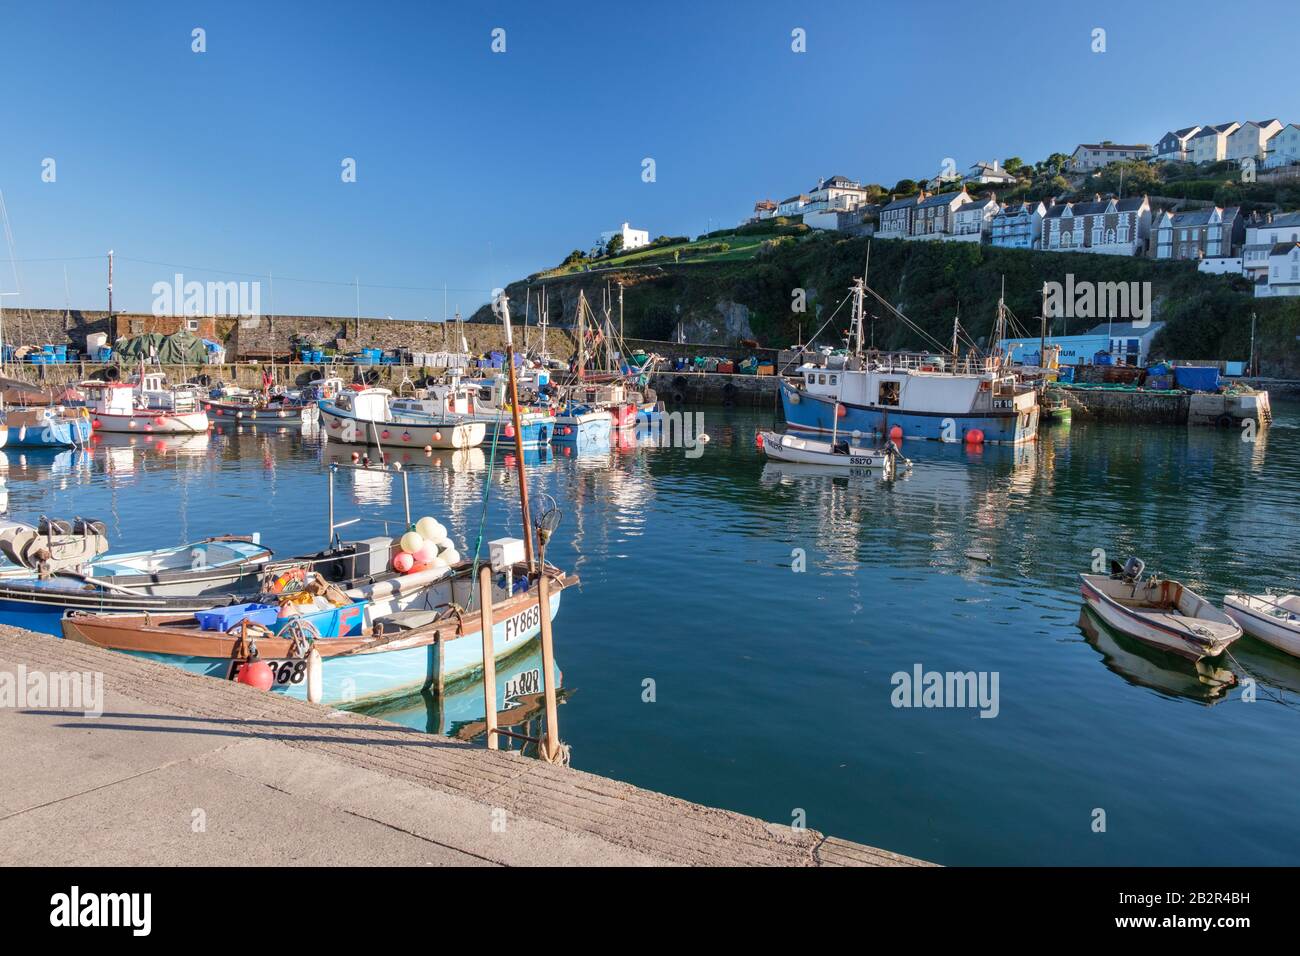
[271,600,368,638]
[195,603,279,632]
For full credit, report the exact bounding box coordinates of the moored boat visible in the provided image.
[81,381,209,434]
[319,386,485,449]
[4,406,91,447]
[1079,559,1242,662]
[757,429,905,476]
[62,558,577,706]
[1223,593,1300,658]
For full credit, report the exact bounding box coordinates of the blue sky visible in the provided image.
[1,0,1297,318]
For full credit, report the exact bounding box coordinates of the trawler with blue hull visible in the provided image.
[780,277,1039,445]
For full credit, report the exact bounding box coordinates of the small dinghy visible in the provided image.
[1079,558,1242,662]
[1223,593,1300,658]
[758,430,907,477]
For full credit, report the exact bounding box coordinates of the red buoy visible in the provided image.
[504,424,516,439]
[836,404,847,418]
[234,660,274,691]
[888,425,904,443]
[755,432,765,448]
[965,429,985,445]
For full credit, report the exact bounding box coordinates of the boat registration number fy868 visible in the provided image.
[226,659,307,686]
[501,604,542,644]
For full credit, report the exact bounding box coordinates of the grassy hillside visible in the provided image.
[488,233,1300,377]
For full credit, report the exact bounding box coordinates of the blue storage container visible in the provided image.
[1093,351,1114,366]
[1174,366,1220,392]
[1056,366,1075,383]
[195,603,279,632]
[271,600,368,638]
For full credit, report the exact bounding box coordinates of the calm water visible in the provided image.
[7,400,1300,866]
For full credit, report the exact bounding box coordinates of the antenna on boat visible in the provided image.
[496,294,536,574]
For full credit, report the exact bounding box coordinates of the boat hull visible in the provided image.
[319,403,485,449]
[551,412,612,444]
[61,573,571,706]
[1224,594,1300,658]
[780,380,1036,445]
[1079,574,1241,661]
[759,431,895,472]
[6,416,91,447]
[203,400,318,424]
[90,410,210,435]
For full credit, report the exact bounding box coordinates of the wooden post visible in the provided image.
[537,573,561,762]
[478,566,498,751]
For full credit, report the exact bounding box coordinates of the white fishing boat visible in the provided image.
[757,430,904,477]
[1079,559,1242,662]
[319,386,484,449]
[82,381,209,434]
[1223,593,1300,658]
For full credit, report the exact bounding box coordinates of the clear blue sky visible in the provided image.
[1,0,1296,319]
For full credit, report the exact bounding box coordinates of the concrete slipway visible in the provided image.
[0,626,929,868]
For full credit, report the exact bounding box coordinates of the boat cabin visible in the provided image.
[82,382,138,416]
[330,387,391,422]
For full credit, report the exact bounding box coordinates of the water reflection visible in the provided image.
[1076,606,1236,704]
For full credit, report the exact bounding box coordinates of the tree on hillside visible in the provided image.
[1026,175,1071,201]
[605,234,624,257]
[560,249,586,267]
[1002,156,1024,175]
[891,178,920,196]
[1092,160,1162,197]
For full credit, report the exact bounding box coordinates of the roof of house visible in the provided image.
[1269,240,1300,256]
[1242,118,1281,128]
[917,190,968,208]
[779,194,810,204]
[1191,123,1239,138]
[818,175,862,189]
[1251,211,1300,230]
[1087,321,1165,336]
[881,195,920,211]
[956,198,996,213]
[1166,126,1202,139]
[1162,206,1238,228]
[994,201,1043,218]
[754,199,777,208]
[1075,143,1149,152]
[1266,124,1300,139]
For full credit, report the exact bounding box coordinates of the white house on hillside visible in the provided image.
[597,222,649,255]
[807,176,873,213]
[777,194,810,217]
[1228,119,1284,165]
[1068,143,1150,171]
[990,200,1047,249]
[1189,122,1240,164]
[1259,241,1300,298]
[965,160,1018,185]
[1243,211,1300,285]
[948,195,999,242]
[1264,124,1300,168]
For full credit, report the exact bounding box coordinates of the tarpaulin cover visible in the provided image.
[114,330,209,364]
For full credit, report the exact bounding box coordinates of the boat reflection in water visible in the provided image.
[1076,606,1236,704]
[350,642,565,748]
[321,444,487,474]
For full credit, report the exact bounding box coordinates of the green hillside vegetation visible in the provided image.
[502,232,1300,376]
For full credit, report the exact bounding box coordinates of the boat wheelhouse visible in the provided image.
[82,381,210,434]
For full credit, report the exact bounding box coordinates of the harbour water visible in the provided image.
[6,401,1299,866]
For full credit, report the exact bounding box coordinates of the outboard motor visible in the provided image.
[1120,557,1145,584]
[0,517,110,578]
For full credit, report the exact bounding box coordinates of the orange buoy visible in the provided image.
[836,404,847,418]
[504,424,516,439]
[965,429,985,445]
[755,432,765,448]
[235,659,274,690]
[888,425,904,442]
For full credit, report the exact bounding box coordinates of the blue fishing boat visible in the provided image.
[4,407,91,448]
[780,278,1039,445]
[550,407,612,444]
[61,561,575,706]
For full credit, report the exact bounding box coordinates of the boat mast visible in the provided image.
[1039,282,1048,372]
[951,308,961,370]
[575,290,586,382]
[497,296,536,574]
